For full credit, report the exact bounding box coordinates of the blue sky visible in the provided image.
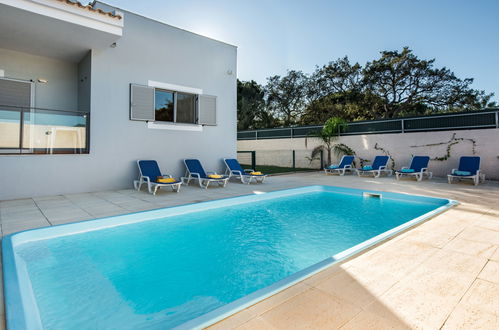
[106,0,498,101]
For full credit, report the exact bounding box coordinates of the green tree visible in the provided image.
[302,57,380,124]
[265,70,308,126]
[237,79,277,130]
[362,47,495,118]
[307,56,363,99]
[301,91,380,124]
[305,117,347,166]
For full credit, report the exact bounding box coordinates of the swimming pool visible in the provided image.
[3,186,455,329]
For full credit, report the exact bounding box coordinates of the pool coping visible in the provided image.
[2,185,457,330]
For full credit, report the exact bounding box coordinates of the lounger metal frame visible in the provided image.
[183,159,229,189]
[324,155,355,176]
[356,166,393,178]
[133,160,182,195]
[448,170,485,186]
[395,167,432,182]
[223,158,267,184]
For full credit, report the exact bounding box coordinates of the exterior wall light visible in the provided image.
[37,78,48,83]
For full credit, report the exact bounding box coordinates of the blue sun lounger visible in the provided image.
[395,156,432,181]
[356,155,392,178]
[324,155,355,175]
[448,156,484,186]
[134,160,182,195]
[223,158,267,184]
[183,159,229,189]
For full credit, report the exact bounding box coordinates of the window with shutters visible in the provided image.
[130,83,217,127]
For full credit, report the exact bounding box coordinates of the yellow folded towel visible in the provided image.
[250,171,262,175]
[208,174,223,179]
[157,177,177,183]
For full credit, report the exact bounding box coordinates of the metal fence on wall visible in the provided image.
[237,108,499,140]
[237,149,324,174]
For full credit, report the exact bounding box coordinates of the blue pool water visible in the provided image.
[8,186,451,329]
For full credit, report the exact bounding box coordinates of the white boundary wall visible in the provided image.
[238,128,499,180]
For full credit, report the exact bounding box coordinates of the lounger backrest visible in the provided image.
[410,156,430,172]
[339,155,355,168]
[371,156,389,170]
[138,160,161,180]
[458,156,480,175]
[185,159,207,178]
[225,158,245,173]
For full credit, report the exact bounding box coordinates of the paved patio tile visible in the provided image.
[340,309,410,330]
[0,205,40,217]
[34,198,75,209]
[414,215,473,237]
[490,246,499,261]
[460,279,499,315]
[92,191,141,204]
[365,249,488,329]
[84,208,127,218]
[258,287,361,329]
[458,225,499,245]
[2,221,49,235]
[50,216,94,225]
[313,269,382,309]
[0,207,44,222]
[32,195,66,202]
[210,282,312,330]
[233,317,275,330]
[41,207,92,223]
[396,227,456,248]
[345,237,439,278]
[477,260,499,284]
[475,216,499,232]
[114,201,157,212]
[302,264,345,287]
[443,237,497,258]
[0,199,35,208]
[442,279,499,329]
[0,217,48,227]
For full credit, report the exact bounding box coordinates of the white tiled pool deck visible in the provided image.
[1,172,499,329]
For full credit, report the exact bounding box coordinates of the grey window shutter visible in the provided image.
[198,95,217,126]
[130,84,154,121]
[0,79,32,108]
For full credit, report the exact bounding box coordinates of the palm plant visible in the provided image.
[305,117,347,167]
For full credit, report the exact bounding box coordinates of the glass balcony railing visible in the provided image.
[0,105,89,154]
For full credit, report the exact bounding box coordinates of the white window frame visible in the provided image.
[153,88,198,125]
[148,80,203,131]
[148,80,202,95]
